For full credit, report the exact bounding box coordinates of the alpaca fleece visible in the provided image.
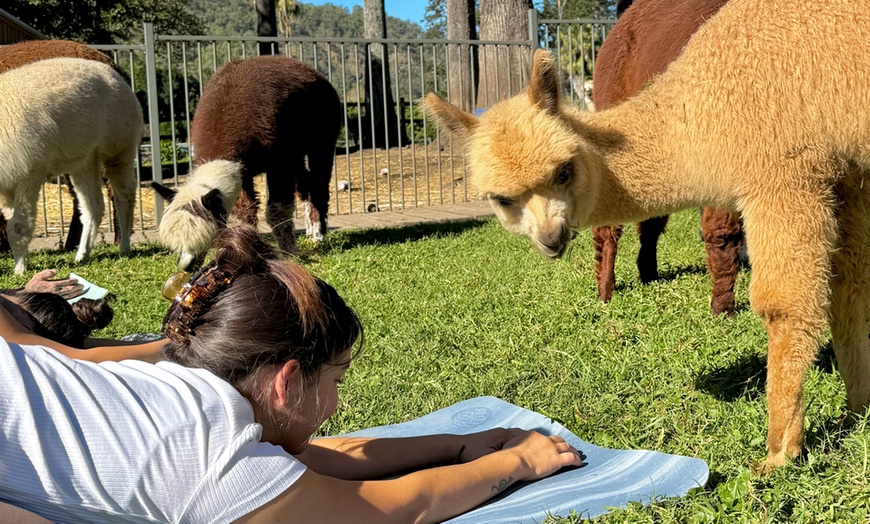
[0,58,141,274]
[424,0,870,472]
[590,0,741,316]
[189,55,342,254]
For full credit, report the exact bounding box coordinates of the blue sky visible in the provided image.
[302,1,430,25]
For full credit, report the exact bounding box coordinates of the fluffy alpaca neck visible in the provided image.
[566,94,716,227]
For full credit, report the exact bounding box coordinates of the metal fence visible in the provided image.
[19,11,615,244]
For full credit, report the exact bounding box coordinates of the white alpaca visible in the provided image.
[0,57,142,275]
[154,160,243,270]
[570,77,595,111]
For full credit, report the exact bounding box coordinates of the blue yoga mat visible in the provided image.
[347,397,708,523]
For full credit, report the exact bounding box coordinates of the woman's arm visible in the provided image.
[237,430,583,524]
[0,306,164,363]
[295,428,527,480]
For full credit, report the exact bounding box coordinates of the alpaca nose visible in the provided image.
[534,223,569,257]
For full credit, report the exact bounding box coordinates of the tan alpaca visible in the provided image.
[423,0,870,472]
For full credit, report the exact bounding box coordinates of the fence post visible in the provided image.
[143,21,164,222]
[528,8,540,52]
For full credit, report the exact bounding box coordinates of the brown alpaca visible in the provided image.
[591,0,742,317]
[190,55,342,254]
[424,0,870,472]
[0,40,122,254]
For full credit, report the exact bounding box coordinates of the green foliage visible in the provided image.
[185,0,257,36]
[289,3,424,39]
[406,103,437,144]
[539,0,617,19]
[423,0,447,39]
[185,1,427,39]
[159,139,191,165]
[4,0,204,43]
[423,0,480,39]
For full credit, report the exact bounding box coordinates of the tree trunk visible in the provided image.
[446,0,478,112]
[477,0,532,109]
[256,0,278,55]
[616,0,634,17]
[362,0,407,149]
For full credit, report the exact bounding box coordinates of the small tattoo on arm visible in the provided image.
[492,477,513,493]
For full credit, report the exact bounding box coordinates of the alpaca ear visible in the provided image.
[151,182,178,202]
[528,49,560,114]
[420,93,478,140]
[200,188,229,226]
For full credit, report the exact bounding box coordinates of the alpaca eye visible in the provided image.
[556,164,572,185]
[491,195,514,207]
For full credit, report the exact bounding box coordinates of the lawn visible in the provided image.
[2,209,869,522]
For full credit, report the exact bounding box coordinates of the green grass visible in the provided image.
[4,209,870,522]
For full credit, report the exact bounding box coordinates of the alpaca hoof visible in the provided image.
[752,453,788,475]
[13,260,26,276]
[711,304,735,317]
[638,269,660,284]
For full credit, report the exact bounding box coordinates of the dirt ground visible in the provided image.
[31,142,480,242]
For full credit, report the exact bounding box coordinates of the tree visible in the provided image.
[477,0,532,108]
[255,0,278,54]
[276,0,300,36]
[187,0,256,36]
[538,0,617,19]
[362,0,406,149]
[616,0,633,17]
[4,0,204,43]
[446,0,478,112]
[423,0,447,38]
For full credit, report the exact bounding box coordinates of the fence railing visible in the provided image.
[15,12,616,245]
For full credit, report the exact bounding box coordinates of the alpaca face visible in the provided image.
[158,191,222,271]
[155,160,243,270]
[422,50,597,258]
[483,162,584,258]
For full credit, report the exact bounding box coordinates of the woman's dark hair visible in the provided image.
[162,226,362,393]
[15,293,114,348]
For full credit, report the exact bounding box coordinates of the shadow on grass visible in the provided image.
[299,218,491,258]
[695,343,838,402]
[613,263,707,293]
[694,354,767,402]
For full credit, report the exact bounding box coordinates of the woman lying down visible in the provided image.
[0,226,582,524]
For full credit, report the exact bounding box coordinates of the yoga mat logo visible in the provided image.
[451,407,492,428]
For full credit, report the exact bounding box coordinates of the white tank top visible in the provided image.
[0,337,305,523]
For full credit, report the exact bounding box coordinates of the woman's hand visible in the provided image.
[502,431,584,481]
[456,428,527,462]
[24,270,84,300]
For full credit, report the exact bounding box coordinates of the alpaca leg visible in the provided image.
[266,163,300,252]
[232,176,259,226]
[305,187,330,242]
[743,185,836,472]
[0,213,9,253]
[7,182,42,275]
[701,208,744,316]
[636,215,668,284]
[304,146,335,242]
[592,225,623,302]
[68,166,105,263]
[63,176,84,252]
[103,156,137,254]
[830,180,870,413]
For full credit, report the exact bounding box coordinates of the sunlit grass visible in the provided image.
[3,209,869,522]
